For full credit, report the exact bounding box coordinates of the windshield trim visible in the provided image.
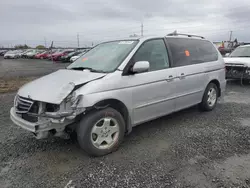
[67,39,139,73]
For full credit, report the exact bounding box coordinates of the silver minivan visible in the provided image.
[10,34,226,156]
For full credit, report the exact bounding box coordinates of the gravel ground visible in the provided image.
[0,57,70,79]
[0,81,250,188]
[0,58,250,188]
[0,57,70,93]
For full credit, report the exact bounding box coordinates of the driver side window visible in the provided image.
[133,39,170,72]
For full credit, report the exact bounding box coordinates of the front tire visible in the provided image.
[77,107,125,156]
[200,83,218,111]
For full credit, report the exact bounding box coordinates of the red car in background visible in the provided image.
[51,50,74,61]
[35,49,59,59]
[34,51,49,59]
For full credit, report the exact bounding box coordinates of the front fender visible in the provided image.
[78,89,134,133]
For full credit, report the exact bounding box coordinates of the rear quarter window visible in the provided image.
[166,38,218,67]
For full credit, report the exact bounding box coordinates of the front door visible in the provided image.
[123,39,177,125]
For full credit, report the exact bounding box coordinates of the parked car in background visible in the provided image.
[4,50,22,59]
[47,49,63,60]
[0,50,8,56]
[26,50,45,59]
[40,49,57,59]
[16,49,29,57]
[224,45,250,80]
[61,51,82,62]
[34,51,49,59]
[10,34,226,156]
[51,50,74,61]
[23,49,36,58]
[21,49,33,58]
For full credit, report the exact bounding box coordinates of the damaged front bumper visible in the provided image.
[226,64,250,80]
[10,106,85,139]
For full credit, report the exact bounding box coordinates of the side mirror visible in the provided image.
[132,61,150,73]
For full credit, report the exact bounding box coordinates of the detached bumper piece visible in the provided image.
[226,64,250,80]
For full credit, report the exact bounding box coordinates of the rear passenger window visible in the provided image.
[166,38,218,67]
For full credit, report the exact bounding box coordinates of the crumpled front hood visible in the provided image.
[18,69,106,104]
[224,57,250,67]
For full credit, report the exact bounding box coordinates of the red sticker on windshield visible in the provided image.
[82,57,88,61]
[185,50,190,56]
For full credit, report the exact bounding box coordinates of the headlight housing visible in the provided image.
[65,92,83,109]
[65,91,76,103]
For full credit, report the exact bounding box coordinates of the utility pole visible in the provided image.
[141,22,144,37]
[77,33,80,48]
[229,31,233,42]
[44,37,47,48]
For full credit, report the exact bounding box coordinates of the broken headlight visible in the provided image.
[45,103,60,112]
[65,91,77,104]
[65,92,82,108]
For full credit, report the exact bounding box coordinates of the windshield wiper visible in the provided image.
[69,67,106,73]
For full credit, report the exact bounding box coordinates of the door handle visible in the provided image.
[179,73,186,79]
[166,75,174,82]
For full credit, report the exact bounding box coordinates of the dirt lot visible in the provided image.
[0,57,70,79]
[0,57,70,93]
[1,58,250,188]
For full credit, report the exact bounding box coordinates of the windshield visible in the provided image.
[230,46,250,57]
[67,40,138,72]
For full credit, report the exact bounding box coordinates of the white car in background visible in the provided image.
[224,45,250,80]
[4,50,22,59]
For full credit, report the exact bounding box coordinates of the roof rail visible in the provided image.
[167,32,205,39]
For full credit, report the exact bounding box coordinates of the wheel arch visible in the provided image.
[91,99,132,134]
[208,79,221,97]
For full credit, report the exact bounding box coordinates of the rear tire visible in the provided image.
[77,107,125,156]
[199,83,218,111]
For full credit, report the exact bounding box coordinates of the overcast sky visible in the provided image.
[1,0,250,47]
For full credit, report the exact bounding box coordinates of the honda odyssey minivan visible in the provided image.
[10,33,226,156]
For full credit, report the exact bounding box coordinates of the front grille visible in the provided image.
[226,65,250,79]
[15,95,34,113]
